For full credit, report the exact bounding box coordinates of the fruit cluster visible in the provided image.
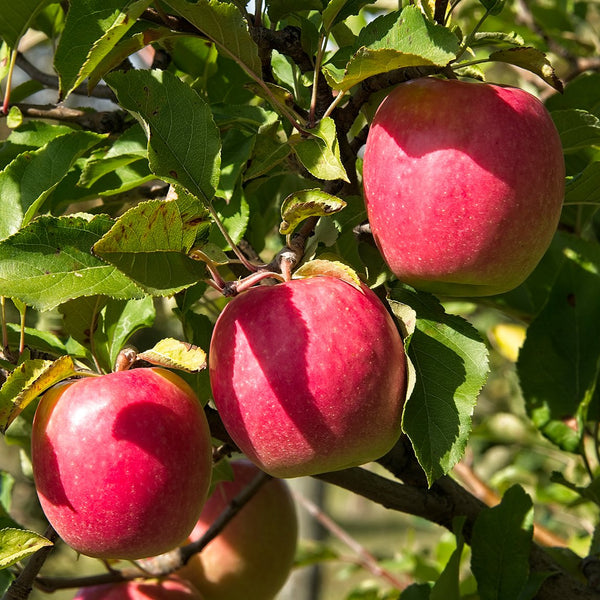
[29,76,564,600]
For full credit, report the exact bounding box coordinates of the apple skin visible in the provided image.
[209,276,407,478]
[363,77,565,297]
[178,460,298,600]
[31,367,213,560]
[72,578,204,600]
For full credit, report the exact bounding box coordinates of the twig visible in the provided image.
[3,526,58,600]
[15,54,116,101]
[34,472,271,592]
[293,490,408,590]
[15,104,126,133]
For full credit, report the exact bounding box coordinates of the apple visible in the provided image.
[178,460,297,600]
[209,275,407,478]
[362,77,565,297]
[72,577,204,600]
[31,367,213,560]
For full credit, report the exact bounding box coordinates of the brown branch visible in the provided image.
[15,54,116,101]
[15,104,126,133]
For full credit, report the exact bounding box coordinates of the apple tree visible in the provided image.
[0,0,599,598]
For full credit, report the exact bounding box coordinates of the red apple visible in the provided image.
[363,77,565,297]
[209,276,407,478]
[72,577,204,600]
[32,368,213,560]
[178,460,297,600]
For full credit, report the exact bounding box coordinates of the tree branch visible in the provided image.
[15,54,116,101]
[14,104,126,133]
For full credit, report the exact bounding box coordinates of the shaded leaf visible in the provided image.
[280,189,347,235]
[322,0,376,33]
[518,235,600,451]
[0,214,145,311]
[105,69,221,204]
[430,517,465,600]
[162,0,261,77]
[551,109,600,152]
[478,0,506,16]
[564,162,600,206]
[390,284,489,484]
[0,0,50,49]
[0,356,78,433]
[471,485,534,600]
[0,131,105,240]
[137,338,207,372]
[489,47,563,92]
[0,528,53,569]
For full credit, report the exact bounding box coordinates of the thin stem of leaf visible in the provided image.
[206,204,260,273]
[322,89,348,120]
[1,297,7,350]
[446,0,465,24]
[309,34,329,127]
[89,298,104,374]
[1,48,18,115]
[454,7,492,62]
[19,307,26,355]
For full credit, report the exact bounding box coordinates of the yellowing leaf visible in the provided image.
[0,528,53,568]
[137,338,207,373]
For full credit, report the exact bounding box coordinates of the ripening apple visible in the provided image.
[178,460,298,600]
[363,77,565,297]
[72,577,204,600]
[32,368,213,560]
[209,275,407,478]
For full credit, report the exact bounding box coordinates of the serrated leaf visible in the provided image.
[517,236,600,451]
[137,338,207,372]
[280,189,347,235]
[551,109,600,152]
[54,0,152,99]
[323,6,458,92]
[293,259,362,289]
[0,131,105,241]
[489,47,563,92]
[162,0,261,77]
[0,356,78,433]
[291,118,349,181]
[0,214,145,311]
[471,485,534,600]
[471,31,525,47]
[0,528,53,569]
[105,69,221,204]
[244,124,291,181]
[93,197,210,295]
[390,285,489,485]
[0,0,50,49]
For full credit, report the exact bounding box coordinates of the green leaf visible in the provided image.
[478,0,506,16]
[488,47,562,92]
[217,128,255,201]
[471,31,525,47]
[0,131,105,240]
[389,285,489,485]
[323,6,458,92]
[0,214,145,311]
[400,584,432,599]
[209,188,250,249]
[244,123,291,181]
[471,485,534,600]
[0,528,53,569]
[0,356,78,433]
[564,162,600,206]
[517,236,600,451]
[137,338,207,372]
[54,0,152,98]
[162,0,261,77]
[551,109,600,152]
[93,197,210,295]
[280,189,347,235]
[322,0,375,33]
[105,69,221,204]
[430,518,465,600]
[60,296,155,373]
[291,118,349,181]
[0,0,50,49]
[0,473,15,515]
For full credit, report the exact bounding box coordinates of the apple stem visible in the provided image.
[222,270,286,297]
[113,347,139,372]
